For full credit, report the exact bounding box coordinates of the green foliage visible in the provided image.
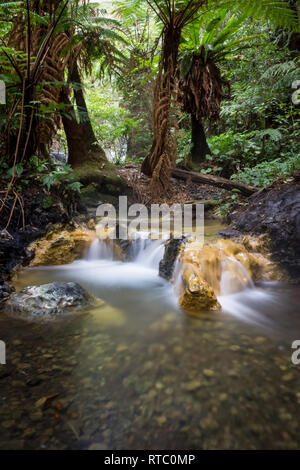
[86,84,140,162]
[207,131,263,175]
[29,156,48,173]
[111,2,158,160]
[6,162,24,178]
[180,9,266,73]
[206,121,300,179]
[42,195,53,210]
[176,128,192,165]
[202,21,300,188]
[67,181,83,193]
[218,36,300,133]
[1,0,299,201]
[232,154,300,188]
[40,164,82,193]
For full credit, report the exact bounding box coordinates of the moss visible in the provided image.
[80,185,101,207]
[80,183,121,207]
[73,163,131,199]
[73,164,112,187]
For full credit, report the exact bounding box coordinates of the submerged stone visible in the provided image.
[0,279,15,303]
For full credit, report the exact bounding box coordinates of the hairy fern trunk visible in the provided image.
[141,26,181,193]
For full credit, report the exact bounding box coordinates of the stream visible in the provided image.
[0,221,300,450]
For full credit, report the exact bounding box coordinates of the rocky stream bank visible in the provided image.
[0,173,300,451]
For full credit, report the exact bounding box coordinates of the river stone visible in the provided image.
[5,282,91,319]
[217,229,243,239]
[0,279,14,303]
[159,237,187,280]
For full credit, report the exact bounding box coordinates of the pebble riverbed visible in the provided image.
[0,280,300,450]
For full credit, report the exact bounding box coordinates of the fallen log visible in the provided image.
[171,168,257,197]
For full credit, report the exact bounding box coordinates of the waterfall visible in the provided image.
[85,239,113,261]
[59,230,177,314]
[83,232,268,323]
[86,234,255,298]
[133,234,167,270]
[137,240,165,270]
[25,228,276,324]
[128,232,152,261]
[85,231,167,271]
[219,256,254,296]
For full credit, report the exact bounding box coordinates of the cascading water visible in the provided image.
[86,232,167,271]
[217,257,274,326]
[18,229,280,326]
[84,239,113,261]
[35,232,180,315]
[10,228,300,452]
[219,257,254,296]
[174,240,277,325]
[133,233,167,270]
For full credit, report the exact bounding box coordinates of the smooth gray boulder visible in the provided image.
[5,282,91,319]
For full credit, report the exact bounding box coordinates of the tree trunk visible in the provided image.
[60,87,107,168]
[61,61,108,169]
[275,1,300,56]
[7,0,66,162]
[191,114,211,163]
[171,168,257,196]
[141,27,181,193]
[70,61,100,151]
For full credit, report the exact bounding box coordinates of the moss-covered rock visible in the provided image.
[74,164,132,208]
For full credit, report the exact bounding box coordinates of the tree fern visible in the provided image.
[256,128,283,141]
[260,59,299,80]
[221,0,300,32]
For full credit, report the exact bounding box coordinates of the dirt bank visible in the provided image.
[0,182,87,286]
[230,175,300,277]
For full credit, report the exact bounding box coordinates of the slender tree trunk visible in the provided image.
[61,61,108,169]
[7,1,61,162]
[70,61,100,150]
[60,91,83,165]
[275,1,300,56]
[191,114,211,163]
[60,87,107,168]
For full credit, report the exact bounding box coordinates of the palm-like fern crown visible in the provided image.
[115,0,299,30]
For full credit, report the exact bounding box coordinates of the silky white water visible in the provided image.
[8,232,300,451]
[15,232,286,328]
